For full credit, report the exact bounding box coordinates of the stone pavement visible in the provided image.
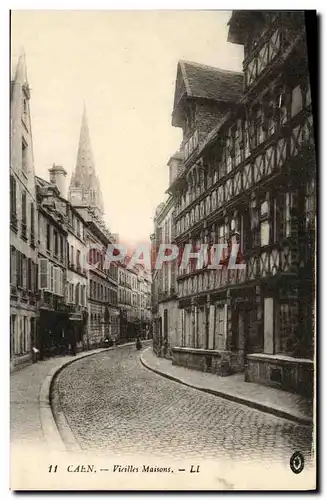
[140,347,313,426]
[54,346,313,472]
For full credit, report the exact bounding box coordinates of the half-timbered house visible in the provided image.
[168,12,315,396]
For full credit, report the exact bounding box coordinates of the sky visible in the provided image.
[11,10,243,245]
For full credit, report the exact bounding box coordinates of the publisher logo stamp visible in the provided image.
[290,452,304,474]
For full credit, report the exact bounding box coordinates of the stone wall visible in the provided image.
[246,354,314,397]
[172,347,244,376]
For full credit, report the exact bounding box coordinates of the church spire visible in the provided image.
[69,104,104,215]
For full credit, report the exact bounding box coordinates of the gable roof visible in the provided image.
[173,60,243,112]
[35,175,55,189]
[180,60,243,102]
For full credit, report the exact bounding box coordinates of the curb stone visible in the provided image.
[140,348,312,427]
[40,341,151,451]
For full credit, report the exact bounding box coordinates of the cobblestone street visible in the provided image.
[53,345,312,466]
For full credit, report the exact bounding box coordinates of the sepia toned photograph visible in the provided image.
[9,9,317,491]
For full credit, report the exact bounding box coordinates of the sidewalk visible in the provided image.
[11,341,146,451]
[140,347,313,426]
[10,348,107,451]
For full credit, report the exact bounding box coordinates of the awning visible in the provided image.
[69,313,83,321]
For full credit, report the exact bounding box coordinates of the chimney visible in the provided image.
[49,164,67,198]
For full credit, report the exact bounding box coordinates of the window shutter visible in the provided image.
[27,258,32,290]
[10,246,17,285]
[35,262,38,292]
[75,283,80,305]
[39,258,49,289]
[57,268,60,295]
[53,267,57,294]
[22,256,27,289]
[50,264,54,292]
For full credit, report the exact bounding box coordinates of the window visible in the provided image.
[53,267,58,294]
[260,221,270,246]
[22,139,28,174]
[267,98,276,137]
[258,109,265,145]
[260,199,270,247]
[54,230,58,256]
[243,122,250,158]
[278,92,287,126]
[50,264,54,292]
[10,175,17,225]
[218,224,228,261]
[21,191,27,239]
[305,179,315,231]
[306,83,311,106]
[77,250,81,271]
[46,224,51,251]
[22,255,27,289]
[75,283,80,305]
[27,258,32,290]
[70,245,74,267]
[10,246,16,285]
[249,115,257,150]
[226,134,234,174]
[234,125,242,166]
[261,201,269,216]
[11,315,16,357]
[285,192,292,237]
[39,258,49,289]
[60,236,64,262]
[291,85,303,117]
[30,203,35,244]
[16,253,21,288]
[21,317,26,354]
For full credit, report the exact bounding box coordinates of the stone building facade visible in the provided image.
[36,175,69,357]
[165,12,315,396]
[10,55,121,362]
[68,106,119,347]
[10,53,38,370]
[64,190,88,350]
[118,260,139,342]
[136,264,152,336]
[152,196,178,358]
